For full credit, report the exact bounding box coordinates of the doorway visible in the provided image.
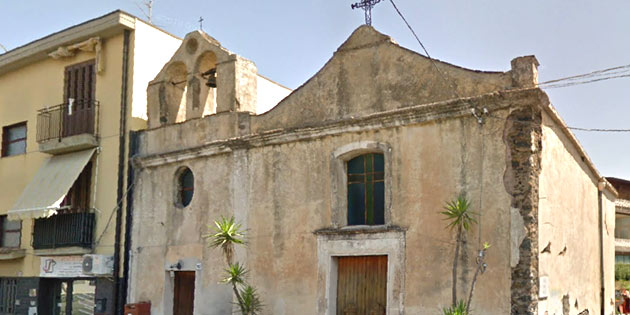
[336,255,387,315]
[173,271,195,315]
[38,278,95,315]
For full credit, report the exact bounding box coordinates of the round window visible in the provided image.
[176,167,194,207]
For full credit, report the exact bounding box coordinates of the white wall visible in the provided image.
[131,20,182,121]
[256,75,291,114]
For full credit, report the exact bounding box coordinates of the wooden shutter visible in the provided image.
[174,271,195,315]
[336,256,387,315]
[63,60,96,137]
[61,162,92,212]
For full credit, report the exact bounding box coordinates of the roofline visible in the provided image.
[607,177,630,185]
[541,100,618,197]
[0,10,179,76]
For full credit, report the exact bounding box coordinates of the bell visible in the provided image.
[202,68,217,88]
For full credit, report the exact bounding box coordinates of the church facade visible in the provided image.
[127,26,617,315]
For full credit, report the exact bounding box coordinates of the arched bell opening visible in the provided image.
[189,51,218,118]
[160,62,188,124]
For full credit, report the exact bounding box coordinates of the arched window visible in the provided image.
[176,167,194,207]
[347,153,385,225]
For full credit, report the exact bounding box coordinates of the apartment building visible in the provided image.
[0,11,180,315]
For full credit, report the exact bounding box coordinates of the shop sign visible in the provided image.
[39,256,88,278]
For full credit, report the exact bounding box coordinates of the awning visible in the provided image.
[7,149,95,220]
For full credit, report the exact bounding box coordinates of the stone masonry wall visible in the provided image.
[504,106,543,314]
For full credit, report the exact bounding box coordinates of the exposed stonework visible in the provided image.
[505,105,543,315]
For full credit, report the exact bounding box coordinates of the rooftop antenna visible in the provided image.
[351,0,381,26]
[135,0,154,23]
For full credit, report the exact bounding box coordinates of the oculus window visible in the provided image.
[177,167,194,207]
[347,153,385,225]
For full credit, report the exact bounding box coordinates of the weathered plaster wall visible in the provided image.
[252,26,512,133]
[130,25,611,315]
[130,85,556,314]
[602,189,616,313]
[537,110,615,315]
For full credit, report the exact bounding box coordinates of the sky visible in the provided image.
[1,1,629,179]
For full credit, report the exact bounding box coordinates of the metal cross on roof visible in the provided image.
[351,0,382,26]
[199,16,204,30]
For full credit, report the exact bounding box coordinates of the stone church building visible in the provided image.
[127,26,617,314]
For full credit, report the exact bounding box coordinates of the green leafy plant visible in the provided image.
[442,300,467,315]
[207,216,244,264]
[441,196,489,314]
[205,217,262,314]
[239,285,263,315]
[441,196,477,306]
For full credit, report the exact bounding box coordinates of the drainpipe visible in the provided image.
[122,131,139,309]
[597,180,606,315]
[113,29,131,315]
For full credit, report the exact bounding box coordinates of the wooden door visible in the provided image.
[63,60,95,138]
[173,271,195,315]
[336,256,387,315]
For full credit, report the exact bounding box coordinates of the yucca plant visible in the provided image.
[239,285,263,315]
[205,217,263,314]
[441,196,477,306]
[207,216,244,264]
[442,300,468,315]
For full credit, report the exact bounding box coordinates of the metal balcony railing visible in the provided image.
[36,99,100,143]
[32,211,95,249]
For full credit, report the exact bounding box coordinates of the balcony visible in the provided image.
[36,100,100,154]
[32,211,95,251]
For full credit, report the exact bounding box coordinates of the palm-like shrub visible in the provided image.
[441,196,477,305]
[442,300,468,315]
[207,216,244,264]
[205,217,262,314]
[240,285,263,315]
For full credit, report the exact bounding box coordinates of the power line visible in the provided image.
[388,0,483,112]
[537,64,630,86]
[568,126,630,133]
[538,73,630,89]
[387,1,630,133]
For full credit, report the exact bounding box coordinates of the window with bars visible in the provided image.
[1,122,26,157]
[176,168,194,208]
[347,153,385,225]
[0,216,20,248]
[0,278,17,314]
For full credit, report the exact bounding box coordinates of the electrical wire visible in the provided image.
[388,0,479,109]
[537,64,630,86]
[94,177,137,247]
